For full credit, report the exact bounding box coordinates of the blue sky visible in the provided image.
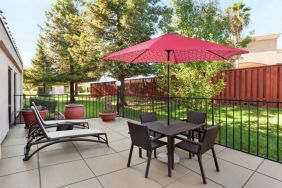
[1,0,282,67]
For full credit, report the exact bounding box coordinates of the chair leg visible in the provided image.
[127,144,134,167]
[198,132,201,142]
[211,147,220,172]
[191,132,195,157]
[139,147,142,158]
[154,149,157,158]
[197,154,207,184]
[145,150,152,178]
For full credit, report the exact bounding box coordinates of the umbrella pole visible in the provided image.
[166,50,171,126]
[167,63,170,125]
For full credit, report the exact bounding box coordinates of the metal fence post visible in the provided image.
[211,97,214,125]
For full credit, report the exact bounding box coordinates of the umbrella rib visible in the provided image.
[172,50,178,63]
[129,49,148,63]
[206,50,227,60]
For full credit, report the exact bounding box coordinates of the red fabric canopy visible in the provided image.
[102,33,248,63]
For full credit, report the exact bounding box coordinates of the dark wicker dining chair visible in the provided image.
[127,121,166,178]
[176,124,220,184]
[140,112,158,123]
[182,111,207,141]
[140,112,164,158]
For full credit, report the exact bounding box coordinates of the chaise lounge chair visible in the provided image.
[23,106,108,161]
[32,102,89,129]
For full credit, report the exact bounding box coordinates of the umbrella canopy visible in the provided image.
[102,33,248,125]
[102,33,248,63]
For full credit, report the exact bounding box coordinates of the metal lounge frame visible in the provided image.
[23,106,108,161]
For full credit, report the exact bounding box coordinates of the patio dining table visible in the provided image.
[144,119,205,177]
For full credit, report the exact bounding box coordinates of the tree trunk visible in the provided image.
[75,83,78,96]
[119,77,127,107]
[70,81,75,103]
[43,83,47,95]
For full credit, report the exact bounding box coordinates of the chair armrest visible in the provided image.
[175,135,202,147]
[150,134,163,141]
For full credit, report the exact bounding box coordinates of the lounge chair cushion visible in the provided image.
[47,128,105,139]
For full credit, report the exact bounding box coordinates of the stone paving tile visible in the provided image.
[98,168,162,188]
[193,158,253,188]
[244,172,282,188]
[257,159,282,181]
[61,177,103,188]
[40,160,94,188]
[39,146,82,167]
[217,148,263,170]
[0,155,38,176]
[85,152,127,176]
[165,171,224,188]
[0,169,40,188]
[132,159,191,186]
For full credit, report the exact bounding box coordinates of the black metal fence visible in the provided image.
[14,94,117,124]
[121,95,282,163]
[14,94,282,163]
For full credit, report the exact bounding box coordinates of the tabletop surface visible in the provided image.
[144,119,204,136]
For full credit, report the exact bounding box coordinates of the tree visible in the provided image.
[24,36,55,94]
[83,0,170,106]
[224,2,251,48]
[158,0,233,98]
[42,0,99,102]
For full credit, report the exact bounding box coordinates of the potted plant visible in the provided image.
[99,102,118,121]
[64,104,84,119]
[21,106,48,128]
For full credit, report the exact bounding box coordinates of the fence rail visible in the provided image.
[14,94,117,124]
[14,94,282,163]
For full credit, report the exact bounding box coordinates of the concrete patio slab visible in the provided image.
[40,160,94,188]
[244,172,282,188]
[257,159,282,181]
[217,148,263,170]
[0,169,40,188]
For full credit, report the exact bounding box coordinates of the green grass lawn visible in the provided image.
[19,95,282,162]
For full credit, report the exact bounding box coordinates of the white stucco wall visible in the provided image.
[240,51,278,65]
[0,18,23,157]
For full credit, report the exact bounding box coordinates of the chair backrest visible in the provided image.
[187,111,206,124]
[31,102,45,124]
[140,112,157,124]
[31,106,49,139]
[200,124,220,154]
[128,121,151,150]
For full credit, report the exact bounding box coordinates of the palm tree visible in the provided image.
[225,2,251,47]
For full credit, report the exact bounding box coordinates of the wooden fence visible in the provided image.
[90,77,164,97]
[90,64,282,103]
[215,64,282,102]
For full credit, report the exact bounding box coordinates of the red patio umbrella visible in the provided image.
[103,33,248,125]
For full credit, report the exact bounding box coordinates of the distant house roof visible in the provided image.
[238,62,267,69]
[252,33,281,41]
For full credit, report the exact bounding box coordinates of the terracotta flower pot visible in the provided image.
[64,104,84,119]
[99,112,117,121]
[21,109,48,128]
